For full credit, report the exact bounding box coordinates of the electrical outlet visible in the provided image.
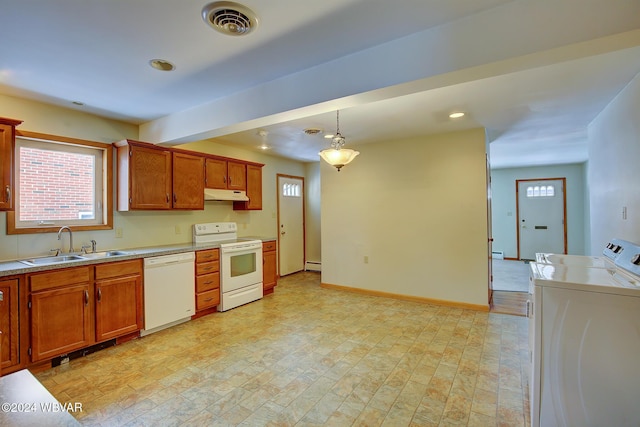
[115,227,123,238]
[175,225,181,234]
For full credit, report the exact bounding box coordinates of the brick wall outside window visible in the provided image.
[19,147,95,221]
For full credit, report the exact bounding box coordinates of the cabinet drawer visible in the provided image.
[196,260,219,276]
[29,267,91,292]
[196,273,219,293]
[95,259,142,280]
[263,241,276,252]
[196,289,220,310]
[196,249,219,263]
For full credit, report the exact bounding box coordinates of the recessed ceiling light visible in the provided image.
[324,134,334,139]
[449,112,465,119]
[259,145,270,150]
[149,59,175,71]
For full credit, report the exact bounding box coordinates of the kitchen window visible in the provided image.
[7,131,113,234]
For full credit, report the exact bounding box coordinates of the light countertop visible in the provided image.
[0,236,276,278]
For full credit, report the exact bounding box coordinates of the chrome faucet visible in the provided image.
[57,226,74,254]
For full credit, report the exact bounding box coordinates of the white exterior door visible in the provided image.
[277,175,304,276]
[517,179,565,260]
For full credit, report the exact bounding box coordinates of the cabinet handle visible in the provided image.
[173,193,177,203]
[223,176,226,184]
[5,185,10,203]
[166,193,170,203]
[84,290,89,305]
[204,297,214,302]
[204,281,213,285]
[97,288,102,302]
[526,299,531,317]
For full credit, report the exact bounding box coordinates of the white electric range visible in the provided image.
[528,239,640,427]
[193,222,263,311]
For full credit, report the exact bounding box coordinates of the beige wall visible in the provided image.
[304,162,321,264]
[320,128,489,306]
[588,73,640,253]
[0,96,310,261]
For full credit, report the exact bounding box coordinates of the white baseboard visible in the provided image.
[305,261,321,272]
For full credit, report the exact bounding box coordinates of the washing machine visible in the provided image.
[528,241,640,427]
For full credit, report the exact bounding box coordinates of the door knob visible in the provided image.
[281,231,286,235]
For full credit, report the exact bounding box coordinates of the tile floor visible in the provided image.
[35,272,530,426]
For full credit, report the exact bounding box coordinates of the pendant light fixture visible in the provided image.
[319,110,359,171]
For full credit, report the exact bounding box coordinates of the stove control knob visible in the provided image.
[607,243,614,249]
[614,245,623,253]
[632,254,640,266]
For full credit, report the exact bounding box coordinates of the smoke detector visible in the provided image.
[202,2,258,36]
[304,128,323,135]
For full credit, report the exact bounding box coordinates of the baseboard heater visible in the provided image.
[305,261,321,272]
[492,251,504,260]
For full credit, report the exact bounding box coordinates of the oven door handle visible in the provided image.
[222,244,262,254]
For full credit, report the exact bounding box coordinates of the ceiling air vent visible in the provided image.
[304,128,323,135]
[202,2,258,36]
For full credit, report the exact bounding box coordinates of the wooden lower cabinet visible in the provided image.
[95,260,143,342]
[195,249,220,312]
[263,241,277,294]
[28,260,143,364]
[0,278,20,372]
[30,282,93,362]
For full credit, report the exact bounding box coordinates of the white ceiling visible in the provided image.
[2,0,640,169]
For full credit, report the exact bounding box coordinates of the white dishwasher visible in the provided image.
[141,252,195,336]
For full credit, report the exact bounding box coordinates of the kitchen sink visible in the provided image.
[19,250,133,266]
[80,250,131,259]
[19,255,86,266]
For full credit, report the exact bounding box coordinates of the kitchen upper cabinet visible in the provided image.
[0,117,22,211]
[205,158,246,191]
[117,140,172,210]
[116,140,204,211]
[28,267,93,362]
[227,161,246,190]
[0,278,20,372]
[234,164,263,211]
[172,152,204,210]
[262,241,277,294]
[94,260,143,342]
[205,158,227,189]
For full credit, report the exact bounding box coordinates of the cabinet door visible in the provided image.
[205,158,227,189]
[234,164,263,210]
[129,144,172,210]
[95,274,142,342]
[30,284,93,362]
[227,161,246,191]
[0,279,19,370]
[0,123,15,211]
[246,164,262,209]
[172,152,204,210]
[263,249,277,291]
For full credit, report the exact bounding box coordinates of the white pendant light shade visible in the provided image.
[319,148,359,171]
[319,110,359,171]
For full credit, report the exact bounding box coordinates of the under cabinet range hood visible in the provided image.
[204,188,249,201]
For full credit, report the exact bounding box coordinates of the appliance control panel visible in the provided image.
[613,240,640,277]
[193,222,237,235]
